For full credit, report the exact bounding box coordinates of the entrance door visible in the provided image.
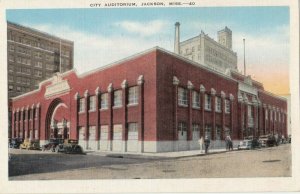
[100,125,109,151]
[88,126,97,150]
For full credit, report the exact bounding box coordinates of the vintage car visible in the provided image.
[19,139,40,150]
[238,138,261,150]
[266,135,278,147]
[9,138,23,149]
[259,135,269,147]
[41,138,64,152]
[54,139,83,154]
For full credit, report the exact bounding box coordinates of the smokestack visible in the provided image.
[174,22,180,54]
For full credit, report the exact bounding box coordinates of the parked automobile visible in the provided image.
[20,139,40,150]
[266,135,278,147]
[259,135,269,147]
[41,138,64,152]
[238,138,261,150]
[54,139,83,154]
[9,138,23,149]
[288,135,291,143]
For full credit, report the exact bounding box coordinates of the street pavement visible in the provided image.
[9,144,291,180]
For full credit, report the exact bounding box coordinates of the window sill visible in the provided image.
[225,112,230,114]
[192,107,200,110]
[215,110,222,113]
[178,104,188,108]
[89,110,96,113]
[78,111,85,114]
[100,108,108,111]
[127,103,138,107]
[113,106,122,109]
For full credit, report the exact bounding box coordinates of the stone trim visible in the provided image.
[187,81,194,90]
[200,84,206,93]
[173,76,180,85]
[121,80,128,89]
[137,75,144,85]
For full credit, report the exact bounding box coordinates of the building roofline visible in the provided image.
[11,69,76,101]
[7,21,74,45]
[258,89,288,102]
[231,70,264,87]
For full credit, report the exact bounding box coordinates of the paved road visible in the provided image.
[9,144,291,180]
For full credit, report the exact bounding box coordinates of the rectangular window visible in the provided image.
[8,65,14,72]
[89,126,96,141]
[205,94,211,111]
[248,105,252,117]
[215,97,222,112]
[178,87,188,106]
[192,91,200,108]
[34,70,42,77]
[178,122,187,140]
[128,123,138,140]
[8,76,14,82]
[101,93,108,109]
[79,98,85,113]
[225,99,230,113]
[100,125,108,140]
[34,61,43,68]
[8,55,14,62]
[192,124,200,140]
[270,110,273,121]
[113,90,122,107]
[113,124,122,140]
[9,45,14,51]
[89,96,96,111]
[265,109,268,120]
[128,86,138,105]
[8,85,13,91]
[274,112,277,121]
[205,125,211,139]
[215,126,221,140]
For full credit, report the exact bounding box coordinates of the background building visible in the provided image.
[175,23,237,73]
[7,21,74,99]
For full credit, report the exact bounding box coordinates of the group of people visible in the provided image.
[198,135,233,154]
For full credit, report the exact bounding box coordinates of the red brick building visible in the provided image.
[10,47,288,152]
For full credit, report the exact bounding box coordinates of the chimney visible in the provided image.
[174,22,180,54]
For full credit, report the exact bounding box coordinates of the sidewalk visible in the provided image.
[85,148,231,159]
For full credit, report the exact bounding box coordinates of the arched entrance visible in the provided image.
[45,98,70,140]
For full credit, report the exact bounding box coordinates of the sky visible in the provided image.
[6,7,290,95]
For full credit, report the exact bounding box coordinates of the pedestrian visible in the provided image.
[204,136,210,154]
[199,136,204,153]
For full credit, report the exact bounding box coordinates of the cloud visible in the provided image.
[25,22,173,74]
[115,20,168,37]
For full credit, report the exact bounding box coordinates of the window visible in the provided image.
[34,70,42,77]
[270,110,273,121]
[265,109,268,120]
[89,126,96,140]
[79,98,85,113]
[205,94,211,111]
[178,87,188,106]
[89,96,96,111]
[8,55,14,62]
[128,123,138,140]
[8,76,13,82]
[8,65,14,72]
[100,125,109,140]
[21,67,31,75]
[225,99,230,113]
[128,86,138,105]
[113,124,122,140]
[101,93,108,109]
[16,86,21,91]
[178,122,187,140]
[113,90,122,107]
[192,91,200,108]
[205,125,211,139]
[8,85,13,91]
[274,112,277,121]
[192,124,200,140]
[248,105,252,118]
[215,97,222,112]
[215,126,221,140]
[34,61,43,68]
[9,45,14,51]
[46,64,55,70]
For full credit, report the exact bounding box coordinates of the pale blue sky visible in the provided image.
[6,7,290,94]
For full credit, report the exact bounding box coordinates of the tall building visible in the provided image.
[7,21,74,99]
[174,23,237,73]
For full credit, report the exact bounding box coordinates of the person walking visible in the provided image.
[199,136,204,153]
[204,136,210,154]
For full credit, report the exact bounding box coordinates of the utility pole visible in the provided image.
[243,38,246,76]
